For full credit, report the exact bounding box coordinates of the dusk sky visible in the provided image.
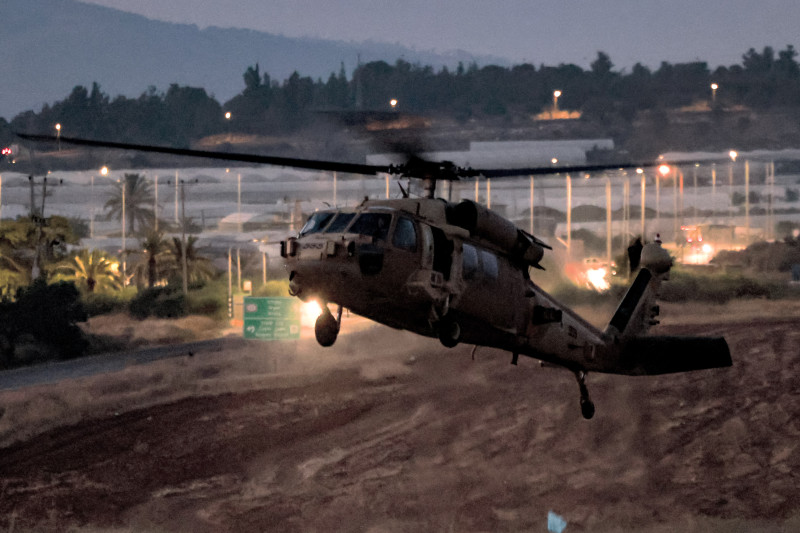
[79,0,800,69]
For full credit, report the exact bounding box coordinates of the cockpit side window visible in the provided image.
[348,212,392,240]
[481,250,499,281]
[392,216,417,251]
[299,212,335,236]
[324,213,356,233]
[462,244,479,280]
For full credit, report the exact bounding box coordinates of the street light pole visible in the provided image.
[553,90,561,115]
[237,173,242,234]
[566,174,572,259]
[745,160,750,245]
[90,173,94,238]
[180,179,188,295]
[640,170,646,241]
[122,175,126,286]
[154,174,159,232]
[605,179,612,267]
[529,175,534,234]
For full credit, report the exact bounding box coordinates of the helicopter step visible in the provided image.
[315,304,343,347]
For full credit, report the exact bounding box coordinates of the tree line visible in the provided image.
[2,46,800,149]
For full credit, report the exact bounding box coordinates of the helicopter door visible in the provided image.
[431,227,453,281]
[418,223,434,270]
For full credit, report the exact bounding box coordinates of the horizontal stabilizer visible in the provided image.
[616,336,732,376]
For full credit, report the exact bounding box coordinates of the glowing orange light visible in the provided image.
[301,300,323,327]
[586,268,610,292]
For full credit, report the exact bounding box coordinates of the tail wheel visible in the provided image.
[438,318,461,348]
[580,397,596,420]
[315,311,339,347]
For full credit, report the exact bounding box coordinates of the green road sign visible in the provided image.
[243,297,301,340]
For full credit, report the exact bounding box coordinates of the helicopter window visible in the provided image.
[462,244,479,280]
[324,213,356,233]
[481,251,499,281]
[348,212,392,240]
[392,217,417,251]
[299,212,335,236]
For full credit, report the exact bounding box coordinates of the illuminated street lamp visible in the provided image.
[553,90,562,112]
[90,167,108,239]
[711,83,719,106]
[55,123,62,151]
[104,167,128,285]
[224,111,232,140]
[657,164,670,229]
[637,168,646,240]
[728,151,737,217]
[390,98,398,110]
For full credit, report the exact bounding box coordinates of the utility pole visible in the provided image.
[122,177,126,286]
[529,175,534,235]
[237,173,242,234]
[180,179,188,295]
[606,179,612,267]
[640,172,646,241]
[154,174,159,232]
[566,174,572,259]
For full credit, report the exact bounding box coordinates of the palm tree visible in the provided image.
[0,218,36,296]
[54,249,121,293]
[104,173,154,236]
[163,236,217,285]
[132,229,169,288]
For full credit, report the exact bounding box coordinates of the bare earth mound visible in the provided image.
[1,301,798,532]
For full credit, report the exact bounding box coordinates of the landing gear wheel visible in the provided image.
[315,310,339,347]
[574,370,595,420]
[437,318,461,348]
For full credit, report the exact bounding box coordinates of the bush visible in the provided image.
[661,271,782,303]
[81,292,127,316]
[128,287,187,319]
[0,280,88,366]
[252,279,291,297]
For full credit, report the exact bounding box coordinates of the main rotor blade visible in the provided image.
[477,161,660,178]
[16,133,389,176]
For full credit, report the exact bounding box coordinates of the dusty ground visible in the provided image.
[1,300,799,532]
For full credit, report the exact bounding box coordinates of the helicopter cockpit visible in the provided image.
[299,209,393,242]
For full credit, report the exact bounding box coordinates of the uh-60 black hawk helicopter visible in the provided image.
[18,132,732,419]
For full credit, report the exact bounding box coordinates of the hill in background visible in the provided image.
[1,0,501,120]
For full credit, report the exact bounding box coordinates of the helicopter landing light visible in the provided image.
[302,300,324,327]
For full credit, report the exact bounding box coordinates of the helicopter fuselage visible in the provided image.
[282,196,616,372]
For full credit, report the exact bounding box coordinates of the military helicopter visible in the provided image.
[17,132,732,419]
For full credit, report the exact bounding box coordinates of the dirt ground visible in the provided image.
[1,300,799,532]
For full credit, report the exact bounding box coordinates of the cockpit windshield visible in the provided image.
[299,212,335,236]
[323,213,356,233]
[348,212,392,241]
